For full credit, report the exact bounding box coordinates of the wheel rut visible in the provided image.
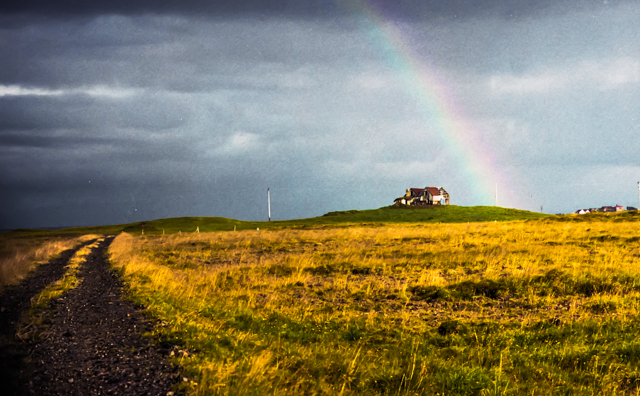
[0,239,96,341]
[1,236,180,395]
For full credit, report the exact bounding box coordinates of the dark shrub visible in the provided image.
[438,320,467,336]
[409,285,450,301]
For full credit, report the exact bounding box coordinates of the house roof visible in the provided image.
[425,187,440,196]
[409,188,425,197]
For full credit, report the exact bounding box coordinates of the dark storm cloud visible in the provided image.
[0,0,339,18]
[0,132,133,149]
[0,17,184,88]
[0,0,630,21]
[0,133,193,186]
[0,94,186,132]
[0,96,95,131]
[0,15,374,91]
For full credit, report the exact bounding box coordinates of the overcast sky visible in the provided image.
[1,0,639,229]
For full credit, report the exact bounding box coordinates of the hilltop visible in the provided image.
[5,205,550,236]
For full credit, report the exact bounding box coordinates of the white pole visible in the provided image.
[495,183,498,207]
[637,182,639,210]
[268,188,271,221]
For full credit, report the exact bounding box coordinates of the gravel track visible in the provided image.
[0,236,181,395]
[0,239,95,344]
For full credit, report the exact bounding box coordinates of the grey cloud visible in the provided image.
[0,17,376,92]
[0,0,632,21]
[472,85,640,167]
[0,94,187,132]
[0,132,136,149]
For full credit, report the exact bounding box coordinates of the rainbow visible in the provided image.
[345,1,525,208]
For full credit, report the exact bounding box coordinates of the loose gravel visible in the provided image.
[0,236,181,396]
[0,239,94,344]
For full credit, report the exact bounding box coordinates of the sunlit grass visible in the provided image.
[109,217,640,395]
[0,234,99,291]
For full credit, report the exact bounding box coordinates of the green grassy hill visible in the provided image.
[5,205,552,236]
[318,204,548,224]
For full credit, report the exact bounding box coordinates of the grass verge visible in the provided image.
[0,234,98,291]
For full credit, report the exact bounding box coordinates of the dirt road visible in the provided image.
[0,236,180,395]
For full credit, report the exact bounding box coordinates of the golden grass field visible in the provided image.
[107,215,640,395]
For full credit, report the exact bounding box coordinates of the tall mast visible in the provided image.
[267,188,271,221]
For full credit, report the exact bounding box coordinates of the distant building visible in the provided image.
[576,205,627,214]
[394,188,424,206]
[394,186,450,206]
